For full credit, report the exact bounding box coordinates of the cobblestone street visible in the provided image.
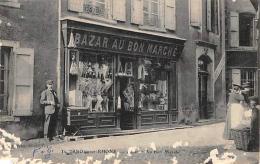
[11,122,259,163]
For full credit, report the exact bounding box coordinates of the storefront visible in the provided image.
[61,20,185,135]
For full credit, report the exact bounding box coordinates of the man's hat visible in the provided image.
[46,80,54,85]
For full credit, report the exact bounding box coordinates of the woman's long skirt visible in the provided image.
[223,103,245,140]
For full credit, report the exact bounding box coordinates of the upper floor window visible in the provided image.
[84,0,107,18]
[131,0,176,31]
[143,0,160,27]
[239,13,254,47]
[207,0,219,33]
[190,0,202,28]
[230,11,256,47]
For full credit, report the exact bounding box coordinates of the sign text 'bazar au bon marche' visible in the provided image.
[68,30,181,59]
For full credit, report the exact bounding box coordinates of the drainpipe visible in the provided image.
[257,0,260,104]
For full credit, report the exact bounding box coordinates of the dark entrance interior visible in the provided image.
[198,72,208,119]
[119,76,135,130]
[198,55,212,119]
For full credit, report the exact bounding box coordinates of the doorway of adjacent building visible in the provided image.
[198,56,211,119]
[198,71,208,119]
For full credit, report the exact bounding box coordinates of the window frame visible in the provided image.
[143,0,160,28]
[0,47,11,115]
[238,12,255,47]
[241,69,256,96]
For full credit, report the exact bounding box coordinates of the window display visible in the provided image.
[69,51,114,112]
[138,58,169,111]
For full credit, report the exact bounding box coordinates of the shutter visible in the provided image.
[131,0,143,25]
[12,48,34,116]
[231,69,241,86]
[165,0,175,30]
[207,0,212,31]
[253,18,258,47]
[230,11,239,47]
[68,0,84,12]
[112,0,126,21]
[190,0,202,27]
[159,0,165,29]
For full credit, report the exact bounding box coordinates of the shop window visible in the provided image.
[69,51,114,112]
[143,0,160,27]
[0,47,10,115]
[239,13,254,47]
[241,69,256,96]
[138,58,169,111]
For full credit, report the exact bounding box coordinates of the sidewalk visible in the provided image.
[20,119,224,148]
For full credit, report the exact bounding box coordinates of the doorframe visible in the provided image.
[195,46,215,119]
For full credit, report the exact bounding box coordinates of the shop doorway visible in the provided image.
[119,76,135,130]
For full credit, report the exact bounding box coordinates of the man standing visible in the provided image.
[40,80,59,141]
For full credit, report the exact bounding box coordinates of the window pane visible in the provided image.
[72,54,114,112]
[0,96,4,111]
[144,13,149,25]
[151,2,158,14]
[0,82,4,94]
[151,14,159,26]
[139,58,168,111]
[143,0,149,12]
[0,54,4,67]
[96,2,105,15]
[0,70,4,81]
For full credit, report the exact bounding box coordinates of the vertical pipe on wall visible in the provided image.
[57,0,61,104]
[257,0,260,104]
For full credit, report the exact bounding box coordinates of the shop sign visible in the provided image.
[67,30,182,59]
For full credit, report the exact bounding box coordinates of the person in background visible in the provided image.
[223,83,245,140]
[40,80,60,141]
[241,82,251,106]
[248,96,259,151]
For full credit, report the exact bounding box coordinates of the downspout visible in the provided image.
[257,0,260,104]
[57,0,62,113]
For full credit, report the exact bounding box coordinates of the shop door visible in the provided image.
[198,72,208,119]
[119,77,135,130]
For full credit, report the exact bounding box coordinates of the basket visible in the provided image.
[231,128,250,151]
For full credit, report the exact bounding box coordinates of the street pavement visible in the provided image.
[11,122,259,164]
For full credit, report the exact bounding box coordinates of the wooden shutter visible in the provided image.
[231,69,241,86]
[68,0,84,12]
[230,11,239,47]
[113,0,126,21]
[131,0,143,25]
[165,0,175,30]
[253,18,258,47]
[190,0,202,27]
[12,48,34,116]
[207,0,212,31]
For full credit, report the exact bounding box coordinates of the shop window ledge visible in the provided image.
[0,115,20,122]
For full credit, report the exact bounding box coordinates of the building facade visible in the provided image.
[225,0,258,97]
[0,0,226,139]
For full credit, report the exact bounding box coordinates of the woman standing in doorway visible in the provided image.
[223,83,245,140]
